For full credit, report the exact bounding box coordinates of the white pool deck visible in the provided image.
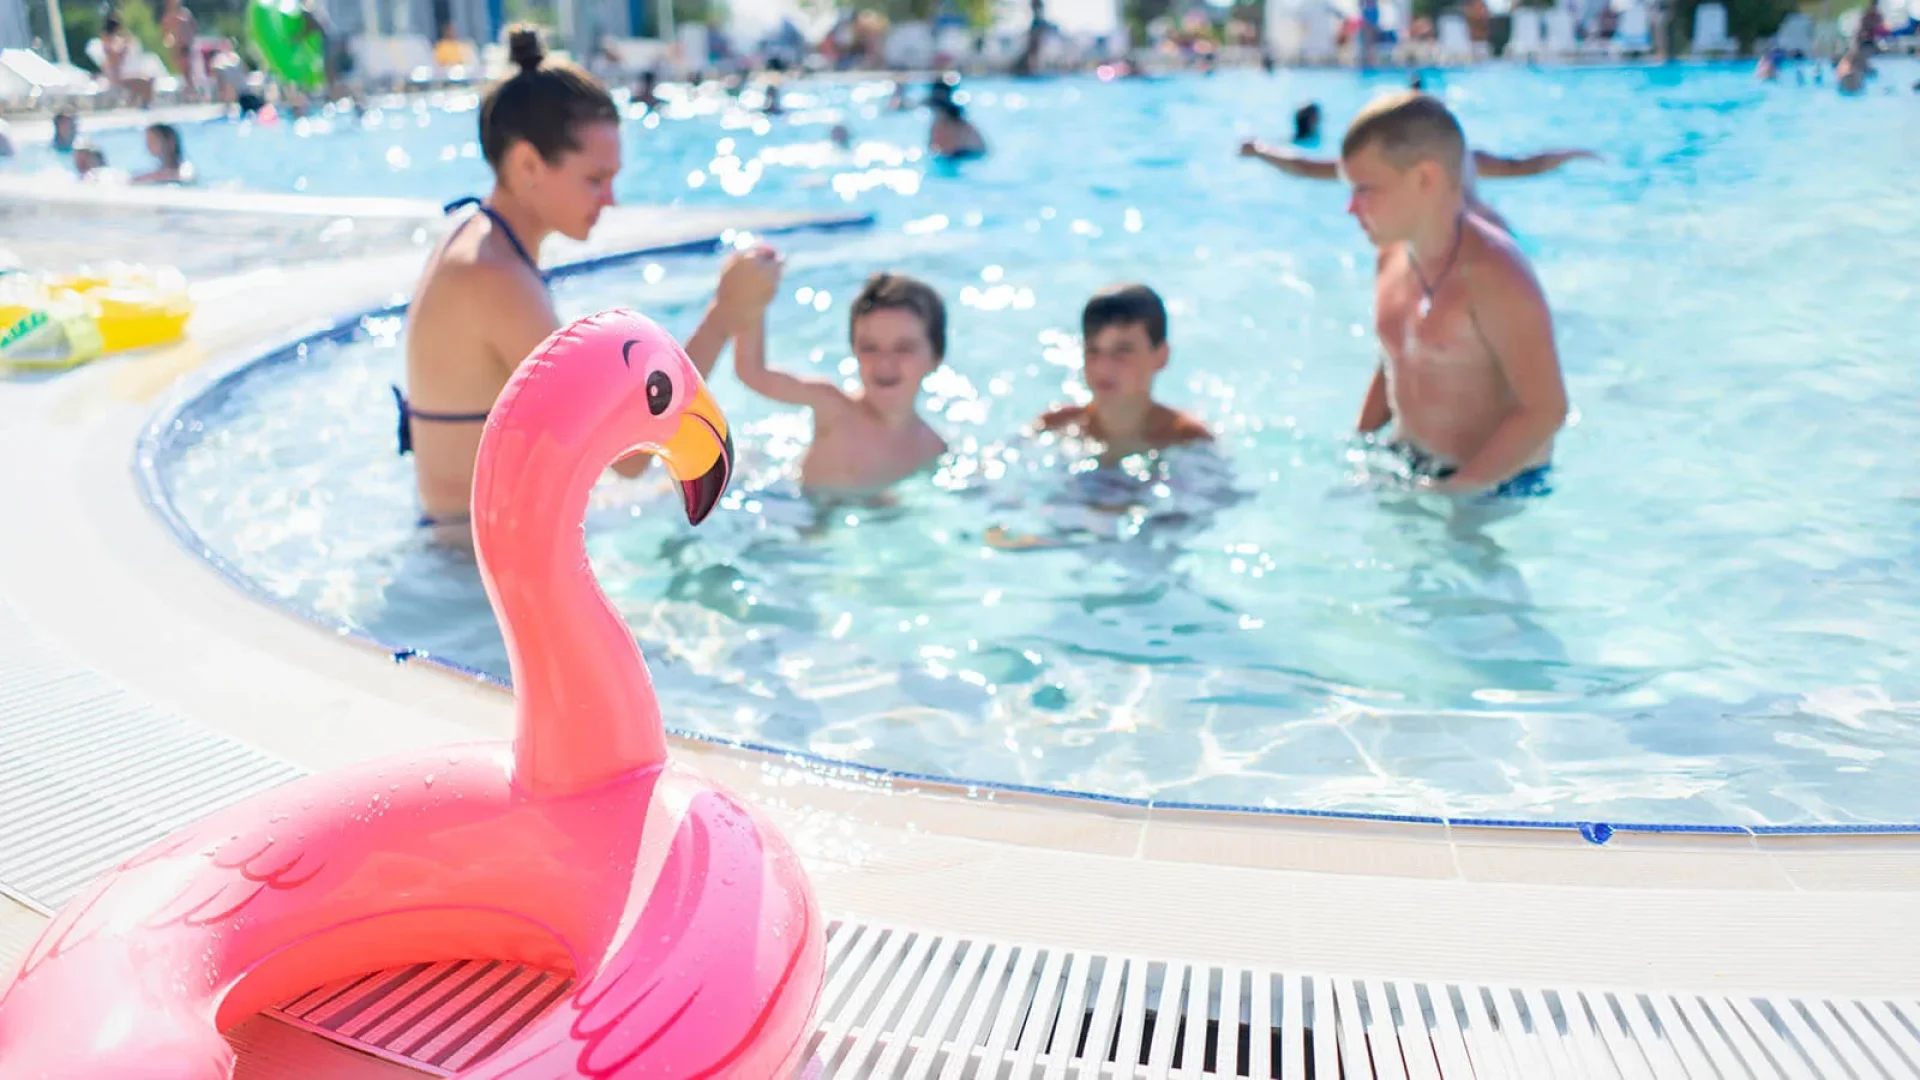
[1,190,1918,1078]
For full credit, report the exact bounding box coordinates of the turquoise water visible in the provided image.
[151,65,1920,825]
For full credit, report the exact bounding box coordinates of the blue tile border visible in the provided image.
[130,216,1920,842]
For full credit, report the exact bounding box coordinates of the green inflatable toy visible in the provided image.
[249,0,327,91]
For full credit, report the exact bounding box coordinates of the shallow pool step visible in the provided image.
[270,919,1920,1078]
[0,599,305,914]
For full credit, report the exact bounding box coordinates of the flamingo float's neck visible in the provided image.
[471,343,669,798]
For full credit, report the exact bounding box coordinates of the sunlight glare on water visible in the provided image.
[149,64,1920,826]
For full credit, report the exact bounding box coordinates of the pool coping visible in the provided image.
[128,227,1920,842]
[0,192,1915,1017]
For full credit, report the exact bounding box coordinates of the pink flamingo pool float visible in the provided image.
[0,310,826,1077]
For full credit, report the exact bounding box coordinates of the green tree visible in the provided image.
[1124,0,1175,44]
[504,0,561,31]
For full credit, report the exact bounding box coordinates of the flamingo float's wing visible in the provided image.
[462,789,819,1080]
[10,818,323,986]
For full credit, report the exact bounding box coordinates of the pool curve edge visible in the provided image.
[131,221,1920,842]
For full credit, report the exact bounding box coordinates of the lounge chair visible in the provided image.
[1611,4,1654,56]
[1690,2,1736,55]
[1544,8,1580,57]
[0,47,109,110]
[1771,12,1813,55]
[1506,8,1545,59]
[1436,13,1480,62]
[883,21,936,70]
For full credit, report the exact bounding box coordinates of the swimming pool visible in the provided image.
[144,64,1920,827]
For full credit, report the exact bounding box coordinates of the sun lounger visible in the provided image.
[1506,8,1545,59]
[1690,2,1736,55]
[1611,4,1654,56]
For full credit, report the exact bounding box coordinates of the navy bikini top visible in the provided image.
[392,197,542,455]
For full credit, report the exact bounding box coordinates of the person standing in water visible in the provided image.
[930,95,986,159]
[398,26,777,530]
[132,123,190,184]
[1340,92,1567,497]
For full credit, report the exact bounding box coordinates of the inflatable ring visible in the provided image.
[0,308,103,371]
[248,0,327,91]
[0,268,192,369]
[0,310,826,1077]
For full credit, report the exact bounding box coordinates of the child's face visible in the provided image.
[852,307,937,412]
[1082,322,1168,406]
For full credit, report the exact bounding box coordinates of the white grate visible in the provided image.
[268,920,1920,1078]
[4,599,1918,1077]
[0,601,306,913]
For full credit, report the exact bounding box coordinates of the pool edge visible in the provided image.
[127,222,1920,841]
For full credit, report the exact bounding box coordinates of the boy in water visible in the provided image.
[733,267,948,492]
[1035,284,1211,460]
[987,285,1212,551]
[1341,92,1566,496]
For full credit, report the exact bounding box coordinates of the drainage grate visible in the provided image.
[274,961,578,1075]
[270,920,1920,1078]
[4,598,1918,1077]
[0,601,307,913]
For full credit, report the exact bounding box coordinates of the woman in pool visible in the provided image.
[132,123,190,184]
[398,25,776,531]
[930,99,986,159]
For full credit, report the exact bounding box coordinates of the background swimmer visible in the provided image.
[132,124,190,185]
[930,98,986,159]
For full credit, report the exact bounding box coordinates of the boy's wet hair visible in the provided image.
[479,25,618,170]
[850,272,947,362]
[1339,90,1467,182]
[1082,284,1167,348]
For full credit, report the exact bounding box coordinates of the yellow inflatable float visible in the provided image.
[0,266,192,371]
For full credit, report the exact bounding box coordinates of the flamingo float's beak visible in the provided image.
[655,383,733,525]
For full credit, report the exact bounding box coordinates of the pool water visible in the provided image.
[150,64,1920,826]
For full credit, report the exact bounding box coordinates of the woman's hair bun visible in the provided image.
[506,25,546,73]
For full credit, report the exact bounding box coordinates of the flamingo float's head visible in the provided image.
[613,323,734,526]
[478,308,734,527]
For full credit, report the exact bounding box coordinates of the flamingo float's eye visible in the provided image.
[646,371,672,416]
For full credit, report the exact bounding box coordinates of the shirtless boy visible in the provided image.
[732,268,948,493]
[1339,92,1567,496]
[1035,283,1211,462]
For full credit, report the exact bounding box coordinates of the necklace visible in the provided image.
[1411,212,1467,319]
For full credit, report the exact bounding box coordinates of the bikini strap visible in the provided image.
[443,195,539,275]
[392,385,492,456]
[393,385,414,455]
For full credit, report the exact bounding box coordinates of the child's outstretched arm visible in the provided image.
[612,247,781,478]
[1472,148,1600,178]
[1237,138,1340,180]
[734,306,854,417]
